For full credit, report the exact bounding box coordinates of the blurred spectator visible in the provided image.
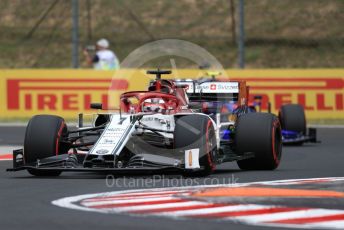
[83,38,120,70]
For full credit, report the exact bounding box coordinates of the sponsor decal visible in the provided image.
[6,78,128,111]
[188,151,192,167]
[0,69,343,119]
[184,148,200,169]
[195,82,239,93]
[102,139,115,144]
[241,77,344,117]
[95,149,109,155]
[90,115,133,156]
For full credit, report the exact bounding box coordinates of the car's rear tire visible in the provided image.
[279,104,306,134]
[174,115,216,176]
[236,113,282,170]
[24,115,69,176]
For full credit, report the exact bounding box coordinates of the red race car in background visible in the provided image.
[171,71,318,145]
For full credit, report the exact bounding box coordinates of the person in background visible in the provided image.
[83,38,120,70]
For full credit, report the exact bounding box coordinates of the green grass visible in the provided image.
[0,0,343,68]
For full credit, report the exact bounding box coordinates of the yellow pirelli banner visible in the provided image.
[0,69,343,120]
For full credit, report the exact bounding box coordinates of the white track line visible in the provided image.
[83,193,187,203]
[82,196,178,207]
[110,201,208,212]
[160,204,268,216]
[306,220,344,229]
[235,209,344,223]
[82,194,182,204]
[0,146,21,154]
[84,190,186,202]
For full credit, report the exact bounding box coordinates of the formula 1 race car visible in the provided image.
[8,70,282,177]
[173,71,318,145]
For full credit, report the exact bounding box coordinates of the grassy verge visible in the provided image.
[0,0,343,68]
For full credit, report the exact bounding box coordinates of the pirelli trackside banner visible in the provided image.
[0,69,343,119]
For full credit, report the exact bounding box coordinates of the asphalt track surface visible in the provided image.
[1,126,343,230]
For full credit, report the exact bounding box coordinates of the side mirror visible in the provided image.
[90,103,102,110]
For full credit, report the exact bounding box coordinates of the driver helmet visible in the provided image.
[148,80,173,94]
[142,99,165,113]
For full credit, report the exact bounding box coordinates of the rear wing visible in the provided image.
[175,80,240,102]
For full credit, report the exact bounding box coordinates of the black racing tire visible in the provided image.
[279,104,306,134]
[24,115,69,176]
[236,113,282,170]
[174,115,216,176]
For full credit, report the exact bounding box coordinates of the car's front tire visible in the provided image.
[24,115,69,176]
[279,104,306,134]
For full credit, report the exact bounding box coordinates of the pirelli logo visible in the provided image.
[233,77,344,112]
[238,78,343,90]
[7,79,128,111]
[3,74,344,119]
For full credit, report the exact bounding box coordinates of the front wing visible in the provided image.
[282,127,319,144]
[6,149,204,175]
